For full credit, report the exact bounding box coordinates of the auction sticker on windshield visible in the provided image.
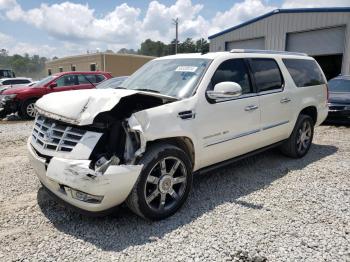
[175,66,198,72]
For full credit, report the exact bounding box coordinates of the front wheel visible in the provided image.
[20,99,37,120]
[126,143,193,220]
[280,114,314,158]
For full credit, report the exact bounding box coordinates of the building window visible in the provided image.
[48,69,52,75]
[59,67,63,72]
[90,63,96,71]
[71,65,76,71]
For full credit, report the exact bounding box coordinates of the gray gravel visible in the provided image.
[0,120,349,261]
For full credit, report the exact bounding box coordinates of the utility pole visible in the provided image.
[172,18,179,54]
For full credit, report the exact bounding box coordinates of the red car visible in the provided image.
[0,71,112,119]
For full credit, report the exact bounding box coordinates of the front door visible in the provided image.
[49,74,79,94]
[195,59,261,168]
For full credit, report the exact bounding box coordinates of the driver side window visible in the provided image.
[56,75,78,87]
[210,59,253,95]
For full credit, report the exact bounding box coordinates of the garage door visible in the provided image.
[226,37,265,51]
[286,27,345,56]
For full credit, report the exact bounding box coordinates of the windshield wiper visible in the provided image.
[135,88,159,93]
[114,86,126,89]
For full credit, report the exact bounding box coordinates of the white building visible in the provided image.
[209,7,350,79]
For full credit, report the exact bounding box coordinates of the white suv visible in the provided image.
[28,50,328,220]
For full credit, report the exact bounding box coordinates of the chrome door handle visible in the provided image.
[280,97,291,103]
[245,105,259,111]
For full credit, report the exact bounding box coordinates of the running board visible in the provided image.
[195,140,286,175]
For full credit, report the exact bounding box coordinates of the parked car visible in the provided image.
[0,71,112,119]
[96,76,128,89]
[27,50,328,220]
[0,77,32,88]
[0,69,15,79]
[326,75,350,123]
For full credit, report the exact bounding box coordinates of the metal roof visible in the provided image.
[208,7,350,40]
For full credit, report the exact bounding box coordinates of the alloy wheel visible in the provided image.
[26,103,36,118]
[144,157,187,212]
[296,120,312,154]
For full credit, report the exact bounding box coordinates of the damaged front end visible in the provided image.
[28,89,176,212]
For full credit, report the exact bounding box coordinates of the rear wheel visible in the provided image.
[0,109,7,119]
[280,114,314,158]
[126,143,193,220]
[20,99,37,120]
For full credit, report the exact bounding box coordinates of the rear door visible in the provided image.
[248,58,294,145]
[76,74,106,90]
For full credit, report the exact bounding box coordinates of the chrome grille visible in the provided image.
[32,115,86,152]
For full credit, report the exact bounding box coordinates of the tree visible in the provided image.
[195,38,209,53]
[179,38,196,53]
[139,39,170,57]
[0,49,8,57]
[138,38,209,56]
[0,52,48,79]
[117,48,137,54]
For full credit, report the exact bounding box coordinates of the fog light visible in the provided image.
[70,189,104,204]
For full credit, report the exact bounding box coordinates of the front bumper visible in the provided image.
[27,139,142,213]
[0,99,19,115]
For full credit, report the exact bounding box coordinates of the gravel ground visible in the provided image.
[0,120,349,261]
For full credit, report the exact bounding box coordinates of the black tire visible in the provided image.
[0,110,7,119]
[20,99,37,120]
[280,114,314,158]
[126,143,193,221]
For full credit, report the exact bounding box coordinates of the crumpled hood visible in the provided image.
[35,88,175,126]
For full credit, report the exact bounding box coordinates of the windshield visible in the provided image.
[328,79,350,92]
[96,76,128,89]
[32,76,55,87]
[120,58,211,98]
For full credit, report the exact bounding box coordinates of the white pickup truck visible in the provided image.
[27,50,328,220]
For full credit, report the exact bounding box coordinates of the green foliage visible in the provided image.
[137,38,209,57]
[0,51,47,79]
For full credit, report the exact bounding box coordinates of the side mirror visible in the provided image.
[49,82,57,88]
[206,82,242,100]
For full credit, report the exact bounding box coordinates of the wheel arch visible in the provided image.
[145,136,195,168]
[299,106,317,125]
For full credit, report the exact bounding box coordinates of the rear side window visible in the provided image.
[13,79,30,84]
[210,59,253,95]
[78,74,105,84]
[249,58,283,92]
[282,59,325,87]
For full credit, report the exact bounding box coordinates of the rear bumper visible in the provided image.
[327,104,350,122]
[27,139,142,213]
[315,104,328,126]
[327,110,350,118]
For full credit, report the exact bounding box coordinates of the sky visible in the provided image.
[0,0,349,58]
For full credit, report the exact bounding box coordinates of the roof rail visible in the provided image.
[229,49,308,56]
